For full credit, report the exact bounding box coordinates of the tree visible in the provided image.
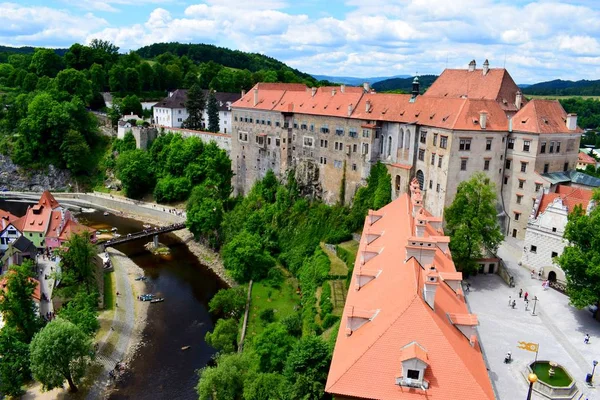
[186,182,223,244]
[56,232,97,296]
[556,191,600,308]
[125,67,141,92]
[0,262,41,342]
[222,231,276,282]
[196,352,255,400]
[444,172,504,274]
[0,327,31,397]
[182,84,205,130]
[29,48,63,77]
[57,289,99,335]
[253,323,295,372]
[88,39,119,65]
[243,373,287,400]
[108,64,126,92]
[284,335,331,400]
[207,90,220,132]
[208,286,247,319]
[60,129,91,174]
[116,149,155,199]
[205,318,238,353]
[122,130,137,152]
[89,63,106,92]
[30,319,92,392]
[121,94,143,116]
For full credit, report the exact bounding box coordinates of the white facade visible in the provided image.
[154,107,188,129]
[0,223,21,253]
[202,108,233,134]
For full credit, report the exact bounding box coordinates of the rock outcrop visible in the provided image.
[0,155,74,192]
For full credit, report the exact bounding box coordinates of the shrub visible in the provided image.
[319,282,333,319]
[281,312,302,337]
[259,308,275,323]
[266,267,285,288]
[321,314,339,330]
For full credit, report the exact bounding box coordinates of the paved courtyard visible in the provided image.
[466,237,599,400]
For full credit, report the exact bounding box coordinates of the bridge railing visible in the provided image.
[101,223,186,248]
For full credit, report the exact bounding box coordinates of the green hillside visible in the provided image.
[372,75,438,93]
[523,79,600,96]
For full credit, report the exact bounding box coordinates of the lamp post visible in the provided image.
[526,373,538,400]
[532,296,539,316]
[592,360,598,384]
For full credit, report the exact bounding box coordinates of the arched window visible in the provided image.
[406,130,411,150]
[416,170,424,190]
[395,175,401,191]
[387,136,393,157]
[399,129,404,149]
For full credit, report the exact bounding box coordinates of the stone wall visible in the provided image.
[0,155,73,192]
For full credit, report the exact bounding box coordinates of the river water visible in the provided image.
[0,200,225,400]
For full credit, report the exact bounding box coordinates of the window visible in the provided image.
[523,140,531,152]
[551,251,558,258]
[321,125,329,133]
[520,162,527,173]
[352,163,357,171]
[362,129,370,138]
[418,149,425,161]
[267,137,272,146]
[293,122,298,128]
[549,141,555,153]
[353,144,358,153]
[334,160,343,169]
[431,153,436,165]
[543,163,549,173]
[556,142,561,153]
[508,138,515,149]
[395,175,401,191]
[420,131,427,144]
[349,129,358,138]
[319,157,327,165]
[234,116,238,121]
[530,245,537,253]
[486,139,492,151]
[436,183,440,192]
[461,158,468,171]
[564,162,569,171]
[433,133,438,146]
[505,159,512,169]
[540,142,546,153]
[440,136,448,149]
[552,227,557,233]
[429,180,433,189]
[459,138,471,151]
[504,176,509,185]
[335,127,344,136]
[484,159,490,171]
[535,183,542,192]
[362,143,369,155]
[276,138,280,146]
[275,121,281,127]
[514,212,520,221]
[516,194,523,204]
[438,155,443,168]
[407,370,420,380]
[300,123,307,130]
[303,137,314,147]
[518,179,525,189]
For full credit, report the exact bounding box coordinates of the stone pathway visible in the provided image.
[36,256,57,318]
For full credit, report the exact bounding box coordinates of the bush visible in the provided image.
[259,308,275,323]
[266,267,285,288]
[319,282,333,319]
[321,314,339,330]
[281,312,302,337]
[323,229,352,244]
[154,175,191,203]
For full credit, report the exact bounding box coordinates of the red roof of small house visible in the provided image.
[326,180,494,400]
[512,100,583,134]
[0,209,18,230]
[0,274,41,302]
[44,211,63,239]
[22,204,51,233]
[537,185,594,216]
[578,152,596,165]
[58,219,96,241]
[38,191,60,210]
[12,216,26,232]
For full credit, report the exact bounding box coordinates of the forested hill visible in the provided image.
[0,45,68,56]
[135,42,314,80]
[522,79,600,96]
[372,74,438,93]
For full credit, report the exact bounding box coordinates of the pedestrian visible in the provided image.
[115,302,118,308]
[511,300,516,309]
[531,270,535,279]
[585,334,590,344]
[508,295,512,306]
[524,292,529,301]
[466,283,471,292]
[538,271,542,280]
[116,291,120,296]
[519,289,523,298]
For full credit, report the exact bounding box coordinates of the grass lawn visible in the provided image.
[320,242,348,275]
[104,271,115,311]
[245,275,300,342]
[329,280,347,316]
[338,239,359,257]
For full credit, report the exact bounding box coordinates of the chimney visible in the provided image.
[415,216,426,237]
[253,87,258,106]
[311,87,317,97]
[479,111,487,129]
[332,88,336,96]
[566,113,577,131]
[365,100,371,113]
[241,89,246,97]
[363,82,370,92]
[423,266,439,310]
[515,91,522,110]
[340,84,345,93]
[347,103,353,117]
[411,76,420,98]
[482,59,489,75]
[468,59,476,72]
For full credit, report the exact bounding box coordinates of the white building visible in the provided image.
[0,211,21,253]
[153,89,240,134]
[522,185,594,283]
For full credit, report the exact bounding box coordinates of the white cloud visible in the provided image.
[62,0,176,13]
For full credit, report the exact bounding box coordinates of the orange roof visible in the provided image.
[512,99,583,134]
[44,211,63,239]
[0,209,18,231]
[38,191,60,210]
[11,216,25,232]
[22,204,51,233]
[326,182,494,400]
[232,83,307,111]
[424,67,524,111]
[537,184,593,216]
[578,152,596,165]
[58,219,95,241]
[0,274,41,301]
[399,342,429,362]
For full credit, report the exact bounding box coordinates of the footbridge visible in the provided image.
[100,222,186,250]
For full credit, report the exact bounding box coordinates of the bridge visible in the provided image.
[99,222,187,250]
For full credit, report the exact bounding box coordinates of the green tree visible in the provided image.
[116,149,155,198]
[243,373,287,400]
[121,94,143,116]
[30,319,92,392]
[556,191,600,308]
[57,289,99,335]
[56,232,97,296]
[29,48,63,77]
[0,327,31,397]
[207,90,220,132]
[186,182,223,244]
[284,335,331,400]
[444,172,504,273]
[208,286,247,319]
[54,68,93,103]
[125,67,141,92]
[22,72,38,91]
[154,176,192,203]
[60,129,91,174]
[222,231,276,282]
[253,323,295,372]
[182,84,205,130]
[137,62,155,91]
[205,318,238,353]
[196,352,255,400]
[108,64,126,92]
[0,262,41,342]
[88,39,119,65]
[122,130,137,152]
[89,63,106,92]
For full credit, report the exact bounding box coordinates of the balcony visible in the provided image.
[395,377,430,390]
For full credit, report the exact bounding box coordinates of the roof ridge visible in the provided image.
[531,100,541,134]
[450,98,469,129]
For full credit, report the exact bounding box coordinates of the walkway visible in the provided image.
[36,256,56,318]
[85,249,136,400]
[466,238,597,400]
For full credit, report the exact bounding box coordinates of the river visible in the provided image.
[0,200,226,400]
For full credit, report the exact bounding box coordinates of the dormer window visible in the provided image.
[396,342,430,390]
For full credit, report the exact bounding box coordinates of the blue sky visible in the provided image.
[2,0,600,83]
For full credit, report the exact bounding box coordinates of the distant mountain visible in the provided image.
[371,75,438,93]
[311,74,411,86]
[518,84,531,88]
[0,45,68,56]
[522,79,600,96]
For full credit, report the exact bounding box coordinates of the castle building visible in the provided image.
[325,179,494,399]
[230,60,582,239]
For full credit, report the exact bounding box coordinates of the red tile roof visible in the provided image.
[326,179,494,400]
[38,190,60,210]
[512,100,583,134]
[578,152,596,165]
[537,185,593,216]
[22,204,51,233]
[12,216,25,232]
[58,219,95,241]
[44,211,63,239]
[0,209,18,230]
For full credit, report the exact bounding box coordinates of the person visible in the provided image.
[466,283,471,292]
[519,289,523,298]
[504,351,512,363]
[524,292,529,301]
[508,295,512,306]
[511,300,516,309]
[538,270,542,280]
[531,270,535,279]
[585,334,590,344]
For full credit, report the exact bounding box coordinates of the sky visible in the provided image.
[2,0,600,83]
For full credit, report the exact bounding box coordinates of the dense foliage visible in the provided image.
[559,98,600,130]
[371,74,437,93]
[0,262,41,342]
[523,79,600,96]
[556,190,600,308]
